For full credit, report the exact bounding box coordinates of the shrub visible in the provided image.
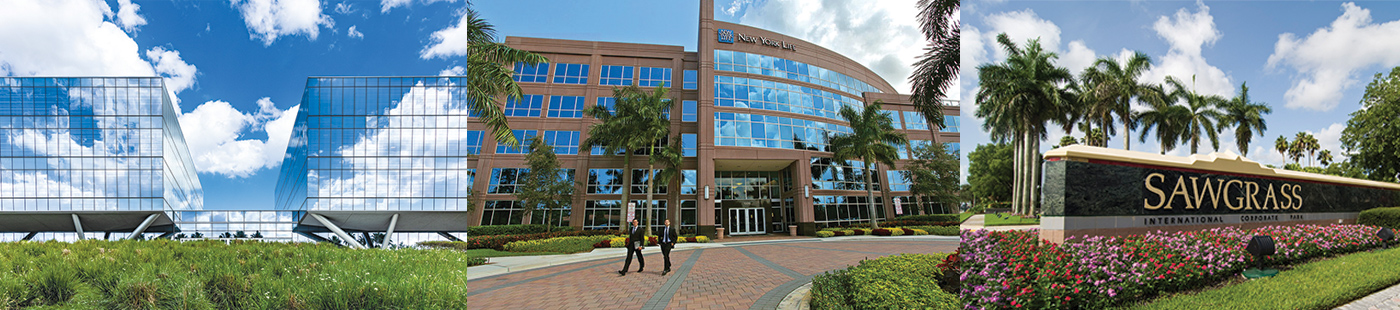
[810,253,956,309]
[1359,207,1400,230]
[894,214,960,222]
[816,231,836,238]
[910,229,928,235]
[900,225,958,236]
[26,262,79,306]
[504,236,614,253]
[467,224,574,236]
[871,228,905,236]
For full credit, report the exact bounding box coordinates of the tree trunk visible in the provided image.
[1123,122,1131,150]
[1031,139,1041,216]
[1011,135,1023,215]
[645,152,656,236]
[621,150,633,232]
[865,162,880,229]
[1021,131,1032,215]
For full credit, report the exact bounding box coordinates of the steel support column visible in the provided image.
[71,214,85,240]
[22,232,37,241]
[383,213,399,249]
[128,213,160,240]
[310,213,366,249]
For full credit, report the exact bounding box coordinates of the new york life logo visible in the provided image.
[717,29,735,44]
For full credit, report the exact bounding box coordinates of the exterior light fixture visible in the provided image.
[704,186,710,199]
[1380,227,1395,248]
[1244,235,1278,278]
[804,185,810,198]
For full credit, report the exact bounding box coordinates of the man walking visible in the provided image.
[618,219,645,276]
[660,219,678,275]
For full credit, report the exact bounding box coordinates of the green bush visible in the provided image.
[816,231,836,238]
[423,229,620,251]
[893,214,959,222]
[466,224,574,236]
[899,225,959,236]
[810,253,957,310]
[503,235,614,253]
[0,239,473,309]
[1359,207,1400,229]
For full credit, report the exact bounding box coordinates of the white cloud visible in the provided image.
[1267,2,1400,111]
[1309,122,1347,162]
[1143,2,1233,98]
[735,0,922,93]
[347,25,363,39]
[231,0,334,46]
[380,0,455,13]
[438,66,465,76]
[983,9,1061,59]
[334,2,354,15]
[115,0,147,32]
[145,46,198,113]
[1061,40,1098,76]
[419,9,476,59]
[179,98,299,178]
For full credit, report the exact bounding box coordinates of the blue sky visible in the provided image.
[961,1,1400,183]
[1,0,928,210]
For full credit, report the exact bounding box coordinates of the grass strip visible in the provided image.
[1124,247,1400,310]
[460,248,562,259]
[959,212,974,223]
[983,214,1039,226]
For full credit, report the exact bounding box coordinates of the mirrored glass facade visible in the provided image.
[276,77,477,212]
[0,77,202,213]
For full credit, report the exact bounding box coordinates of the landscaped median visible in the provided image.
[960,224,1397,309]
[809,253,959,309]
[0,239,472,309]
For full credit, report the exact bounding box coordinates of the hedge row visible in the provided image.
[893,214,960,223]
[502,235,615,254]
[816,228,931,238]
[592,236,710,248]
[844,219,959,229]
[809,253,956,309]
[1359,207,1400,230]
[420,229,619,251]
[466,224,575,236]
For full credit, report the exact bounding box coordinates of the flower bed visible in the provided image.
[591,235,710,248]
[503,235,616,253]
[816,227,934,238]
[961,225,1393,309]
[419,229,619,251]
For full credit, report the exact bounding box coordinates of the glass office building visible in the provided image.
[478,0,961,237]
[275,77,477,247]
[0,77,202,241]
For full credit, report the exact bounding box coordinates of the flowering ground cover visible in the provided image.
[960,225,1393,309]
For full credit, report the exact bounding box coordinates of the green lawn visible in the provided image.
[959,212,974,223]
[461,248,562,260]
[1122,247,1400,310]
[983,213,1040,226]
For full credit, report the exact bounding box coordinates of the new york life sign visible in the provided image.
[717,29,796,51]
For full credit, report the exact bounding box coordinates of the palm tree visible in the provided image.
[1294,132,1320,167]
[975,33,1077,215]
[462,5,548,148]
[1219,82,1272,157]
[1076,121,1107,147]
[830,101,909,228]
[1054,136,1079,149]
[1163,76,1226,154]
[647,140,684,230]
[1318,149,1334,167]
[909,0,959,133]
[1288,134,1307,166]
[582,85,672,233]
[1275,135,1290,165]
[1082,52,1154,150]
[1137,98,1189,155]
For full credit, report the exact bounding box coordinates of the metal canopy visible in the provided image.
[0,211,176,233]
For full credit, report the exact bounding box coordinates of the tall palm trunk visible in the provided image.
[1011,135,1023,215]
[644,144,656,236]
[1020,131,1031,215]
[1030,138,1041,216]
[621,150,633,232]
[864,162,880,229]
[1123,123,1131,150]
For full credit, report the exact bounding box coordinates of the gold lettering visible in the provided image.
[1224,180,1244,210]
[1263,184,1279,210]
[1279,183,1293,209]
[1144,173,1167,210]
[1165,176,1192,210]
[1190,177,1225,210]
[1293,184,1304,210]
[1245,182,1260,210]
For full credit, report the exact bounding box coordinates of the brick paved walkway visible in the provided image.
[467,238,957,309]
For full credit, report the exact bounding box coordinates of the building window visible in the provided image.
[553,63,590,84]
[903,111,929,130]
[631,169,665,194]
[682,100,697,122]
[548,96,585,118]
[488,168,529,194]
[683,70,697,90]
[590,146,626,156]
[714,170,787,200]
[584,200,622,230]
[809,157,879,191]
[946,142,961,159]
[812,195,884,228]
[681,170,697,194]
[639,67,672,87]
[680,200,697,233]
[595,97,617,113]
[504,95,543,117]
[530,203,571,227]
[542,130,580,155]
[600,65,634,86]
[496,130,537,154]
[461,130,484,155]
[713,49,881,96]
[513,62,549,83]
[587,169,624,194]
[942,115,959,132]
[713,112,852,151]
[713,75,862,122]
[887,170,911,192]
[632,200,668,234]
[481,200,525,225]
[897,141,911,160]
[682,133,697,157]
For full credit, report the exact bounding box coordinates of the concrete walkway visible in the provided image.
[1335,282,1400,310]
[959,214,1038,231]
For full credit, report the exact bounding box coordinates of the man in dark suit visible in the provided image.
[660,219,679,275]
[618,219,645,276]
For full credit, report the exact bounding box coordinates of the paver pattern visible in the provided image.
[467,238,957,309]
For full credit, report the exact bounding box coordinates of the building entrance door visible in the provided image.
[727,207,766,235]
